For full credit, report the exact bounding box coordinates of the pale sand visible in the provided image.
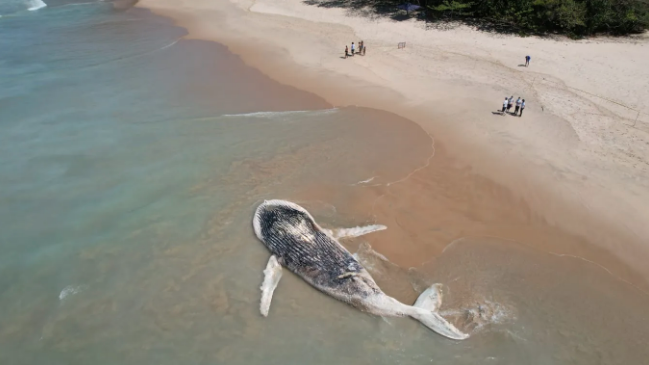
[138,0,649,280]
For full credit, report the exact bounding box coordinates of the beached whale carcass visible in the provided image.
[252,199,469,340]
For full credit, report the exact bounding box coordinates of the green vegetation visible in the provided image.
[424,0,649,36]
[305,0,649,36]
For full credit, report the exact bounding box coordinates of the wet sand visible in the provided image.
[138,0,649,286]
[121,2,649,362]
[291,140,648,294]
[3,1,646,364]
[197,105,649,364]
[235,107,649,298]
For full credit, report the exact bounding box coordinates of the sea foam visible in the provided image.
[222,108,338,118]
[27,0,47,11]
[59,285,85,301]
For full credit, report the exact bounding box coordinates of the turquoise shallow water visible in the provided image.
[0,0,344,275]
[0,2,433,362]
[2,2,649,365]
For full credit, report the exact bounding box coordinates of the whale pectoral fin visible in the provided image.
[322,224,387,240]
[414,283,443,312]
[260,255,283,317]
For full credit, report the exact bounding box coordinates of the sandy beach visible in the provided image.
[5,2,649,363]
[138,0,649,284]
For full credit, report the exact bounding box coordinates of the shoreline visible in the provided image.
[5,4,649,363]
[137,0,649,287]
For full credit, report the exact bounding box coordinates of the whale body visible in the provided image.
[252,199,469,340]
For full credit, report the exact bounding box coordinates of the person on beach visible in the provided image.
[345,45,349,59]
[362,45,366,55]
[525,55,531,67]
[515,97,522,114]
[507,96,514,113]
[502,97,508,114]
[520,99,526,117]
[351,42,355,55]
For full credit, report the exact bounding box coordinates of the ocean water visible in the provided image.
[1,1,649,364]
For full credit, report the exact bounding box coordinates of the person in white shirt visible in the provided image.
[515,97,522,114]
[520,99,526,117]
[351,42,355,55]
[502,97,508,114]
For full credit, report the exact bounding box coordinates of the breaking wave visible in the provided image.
[27,0,47,11]
[222,108,338,118]
[0,0,46,15]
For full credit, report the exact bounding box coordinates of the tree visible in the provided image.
[429,1,473,19]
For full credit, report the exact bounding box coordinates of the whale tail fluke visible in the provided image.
[413,283,444,311]
[409,284,470,340]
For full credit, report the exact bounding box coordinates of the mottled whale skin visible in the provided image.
[252,199,469,340]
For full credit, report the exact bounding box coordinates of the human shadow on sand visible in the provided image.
[493,111,520,116]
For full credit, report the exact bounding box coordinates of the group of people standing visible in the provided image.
[502,96,526,117]
[498,55,530,117]
[344,41,366,58]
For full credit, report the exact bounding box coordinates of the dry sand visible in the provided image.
[138,0,649,284]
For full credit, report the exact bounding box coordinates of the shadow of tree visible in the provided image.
[302,0,543,35]
[303,0,418,21]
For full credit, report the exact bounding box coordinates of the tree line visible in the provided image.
[420,0,649,36]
